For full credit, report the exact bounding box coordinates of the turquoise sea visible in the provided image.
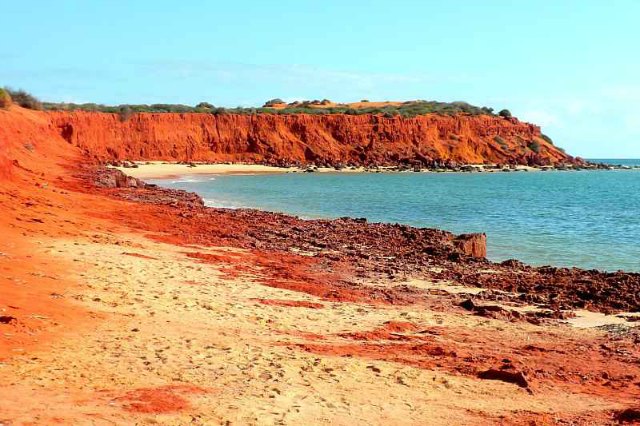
[151,160,640,272]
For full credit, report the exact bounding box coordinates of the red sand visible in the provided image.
[114,385,207,413]
[252,298,325,309]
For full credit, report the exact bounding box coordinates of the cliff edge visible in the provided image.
[46,111,574,167]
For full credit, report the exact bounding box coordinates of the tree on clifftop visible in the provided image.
[498,109,512,118]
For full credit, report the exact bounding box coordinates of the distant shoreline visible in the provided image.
[115,160,638,179]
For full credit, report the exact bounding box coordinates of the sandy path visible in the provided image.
[0,232,623,425]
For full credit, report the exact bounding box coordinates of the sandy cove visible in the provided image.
[113,162,304,179]
[1,106,640,425]
[112,162,545,181]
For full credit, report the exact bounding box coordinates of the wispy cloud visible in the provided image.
[131,61,480,105]
[139,61,436,88]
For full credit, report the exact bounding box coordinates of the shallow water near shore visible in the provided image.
[151,165,640,272]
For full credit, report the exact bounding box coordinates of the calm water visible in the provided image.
[152,164,640,272]
[590,158,640,167]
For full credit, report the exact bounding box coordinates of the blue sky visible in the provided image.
[2,0,639,157]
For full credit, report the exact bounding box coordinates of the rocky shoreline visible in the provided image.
[95,167,640,315]
[113,159,639,176]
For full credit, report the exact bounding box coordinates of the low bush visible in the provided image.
[527,140,541,153]
[118,106,133,122]
[38,95,505,118]
[196,102,214,109]
[5,87,42,110]
[263,98,284,107]
[0,88,11,108]
[498,109,512,118]
[541,134,554,145]
[493,136,508,148]
[42,100,502,117]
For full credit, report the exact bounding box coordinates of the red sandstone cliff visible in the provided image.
[45,111,574,167]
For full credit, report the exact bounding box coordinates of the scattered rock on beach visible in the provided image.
[477,368,530,389]
[453,233,487,258]
[0,315,17,324]
[95,169,145,189]
[615,407,640,423]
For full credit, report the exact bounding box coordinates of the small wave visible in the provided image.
[203,198,244,209]
[171,178,203,184]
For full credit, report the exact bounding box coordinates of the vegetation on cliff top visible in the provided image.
[42,99,501,118]
[2,87,514,118]
[3,87,42,110]
[5,86,569,152]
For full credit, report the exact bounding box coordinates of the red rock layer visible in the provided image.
[47,111,573,166]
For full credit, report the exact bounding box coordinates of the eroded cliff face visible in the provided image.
[46,111,574,166]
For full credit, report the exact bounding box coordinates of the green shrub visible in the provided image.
[40,95,508,119]
[498,109,512,118]
[527,140,541,153]
[196,102,214,109]
[118,106,133,122]
[5,87,42,110]
[263,98,284,107]
[541,134,554,145]
[0,88,11,109]
[493,136,508,148]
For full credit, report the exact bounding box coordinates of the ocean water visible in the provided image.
[152,165,640,272]
[590,158,640,167]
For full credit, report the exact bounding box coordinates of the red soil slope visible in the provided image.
[0,107,93,359]
[48,111,573,166]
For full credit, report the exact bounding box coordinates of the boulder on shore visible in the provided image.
[453,233,487,258]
